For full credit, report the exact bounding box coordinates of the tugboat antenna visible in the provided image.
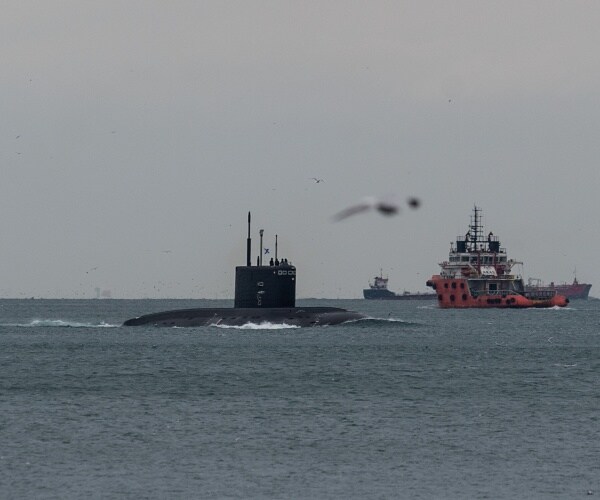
[246,212,251,266]
[275,234,278,260]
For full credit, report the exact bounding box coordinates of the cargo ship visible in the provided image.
[364,272,435,300]
[426,206,568,308]
[526,277,592,300]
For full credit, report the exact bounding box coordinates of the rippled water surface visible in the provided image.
[1,298,599,498]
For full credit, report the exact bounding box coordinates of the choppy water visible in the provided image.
[1,298,598,499]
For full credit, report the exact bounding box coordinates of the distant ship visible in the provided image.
[124,213,365,327]
[526,277,592,300]
[426,206,568,308]
[363,272,435,300]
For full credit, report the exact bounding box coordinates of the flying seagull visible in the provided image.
[310,177,324,183]
[332,195,421,221]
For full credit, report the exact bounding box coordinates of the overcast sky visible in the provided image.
[2,1,600,298]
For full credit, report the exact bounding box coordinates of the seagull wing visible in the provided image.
[332,197,375,221]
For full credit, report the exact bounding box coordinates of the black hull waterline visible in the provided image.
[123,306,365,328]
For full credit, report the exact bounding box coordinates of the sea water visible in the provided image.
[1,298,598,499]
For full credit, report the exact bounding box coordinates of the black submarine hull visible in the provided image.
[123,306,365,328]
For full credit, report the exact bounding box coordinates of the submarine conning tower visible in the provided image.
[234,212,296,308]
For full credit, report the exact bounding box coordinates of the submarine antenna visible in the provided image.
[275,234,278,260]
[246,212,251,266]
[259,229,264,266]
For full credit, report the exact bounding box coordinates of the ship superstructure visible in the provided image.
[364,272,394,299]
[426,206,568,308]
[363,271,435,300]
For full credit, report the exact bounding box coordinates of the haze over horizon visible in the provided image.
[2,1,599,299]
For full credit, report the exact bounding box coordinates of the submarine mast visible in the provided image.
[259,229,264,266]
[246,211,251,266]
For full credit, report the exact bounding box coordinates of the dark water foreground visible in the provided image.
[1,298,598,499]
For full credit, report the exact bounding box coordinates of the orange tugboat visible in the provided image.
[426,206,569,308]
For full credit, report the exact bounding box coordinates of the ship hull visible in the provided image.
[363,289,436,300]
[553,283,591,300]
[123,306,365,327]
[428,277,569,309]
[525,282,592,300]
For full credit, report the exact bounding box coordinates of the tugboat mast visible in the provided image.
[468,205,484,252]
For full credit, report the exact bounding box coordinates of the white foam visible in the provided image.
[211,321,300,330]
[359,316,412,324]
[381,317,411,323]
[531,305,573,311]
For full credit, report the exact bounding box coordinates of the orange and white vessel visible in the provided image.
[426,206,568,308]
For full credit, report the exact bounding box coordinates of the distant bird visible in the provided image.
[310,177,324,183]
[332,195,421,221]
[162,250,172,254]
[86,266,98,274]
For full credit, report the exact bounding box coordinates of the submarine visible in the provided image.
[123,213,365,327]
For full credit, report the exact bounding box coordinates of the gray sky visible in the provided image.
[2,1,600,298]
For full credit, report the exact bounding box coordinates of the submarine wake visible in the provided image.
[8,319,119,328]
[344,317,421,327]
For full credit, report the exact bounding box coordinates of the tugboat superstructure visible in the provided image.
[426,206,568,308]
